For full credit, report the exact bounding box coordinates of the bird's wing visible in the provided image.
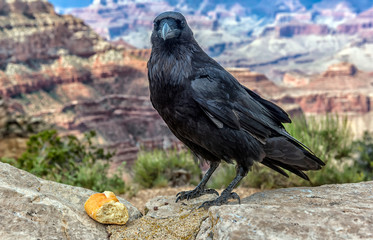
[190,69,290,143]
[242,86,291,124]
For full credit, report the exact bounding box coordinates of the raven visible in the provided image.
[147,11,324,208]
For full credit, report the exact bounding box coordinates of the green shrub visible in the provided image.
[285,115,352,163]
[206,163,236,190]
[134,148,201,188]
[283,115,363,186]
[1,129,126,194]
[208,115,365,190]
[353,131,373,180]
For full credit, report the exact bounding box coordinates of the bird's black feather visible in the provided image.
[243,86,292,124]
[263,158,311,181]
[260,158,290,178]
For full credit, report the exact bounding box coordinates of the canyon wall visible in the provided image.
[1,0,372,166]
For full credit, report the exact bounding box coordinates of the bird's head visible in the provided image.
[151,11,194,46]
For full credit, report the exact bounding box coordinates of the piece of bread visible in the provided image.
[84,191,129,225]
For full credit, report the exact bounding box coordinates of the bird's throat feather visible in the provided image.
[150,45,195,87]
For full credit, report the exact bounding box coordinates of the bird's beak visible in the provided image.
[161,23,172,40]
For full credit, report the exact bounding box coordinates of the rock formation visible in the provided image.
[0,0,173,165]
[282,71,310,87]
[276,23,330,37]
[196,181,373,240]
[338,8,373,36]
[107,181,373,240]
[1,150,371,240]
[0,0,112,67]
[0,161,142,239]
[65,0,373,79]
[279,62,373,137]
[1,0,372,165]
[321,62,358,77]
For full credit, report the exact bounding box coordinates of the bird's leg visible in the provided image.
[199,165,246,209]
[176,162,219,202]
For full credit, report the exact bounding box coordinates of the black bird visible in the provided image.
[147,11,325,208]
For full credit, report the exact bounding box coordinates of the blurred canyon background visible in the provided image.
[1,0,373,168]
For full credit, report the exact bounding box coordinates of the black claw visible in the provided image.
[197,191,241,209]
[204,188,219,196]
[230,192,241,204]
[176,193,185,202]
[175,188,219,202]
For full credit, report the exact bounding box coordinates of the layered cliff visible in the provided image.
[65,0,373,81]
[280,63,373,136]
[1,0,372,165]
[0,0,170,165]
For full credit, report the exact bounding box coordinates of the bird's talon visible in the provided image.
[204,188,219,196]
[197,191,240,209]
[175,187,219,202]
[230,192,241,204]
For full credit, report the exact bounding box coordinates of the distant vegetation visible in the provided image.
[133,148,201,188]
[208,115,370,189]
[1,115,372,194]
[1,130,126,194]
[353,132,373,180]
[133,115,372,190]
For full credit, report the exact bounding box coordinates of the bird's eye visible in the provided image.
[176,19,185,28]
[154,20,160,29]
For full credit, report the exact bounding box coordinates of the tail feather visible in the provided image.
[280,129,325,167]
[261,158,289,178]
[264,137,324,170]
[262,158,310,181]
[262,136,325,181]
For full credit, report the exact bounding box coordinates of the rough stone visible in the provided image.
[0,162,142,240]
[107,182,373,240]
[4,161,370,240]
[196,181,373,240]
[107,194,215,240]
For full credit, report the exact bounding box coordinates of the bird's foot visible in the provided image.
[176,187,219,202]
[198,191,240,209]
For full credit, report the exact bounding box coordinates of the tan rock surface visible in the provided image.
[1,160,370,240]
[110,181,373,240]
[196,181,373,240]
[107,195,214,240]
[122,187,260,214]
[0,162,142,240]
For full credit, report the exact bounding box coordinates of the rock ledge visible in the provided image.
[0,162,142,240]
